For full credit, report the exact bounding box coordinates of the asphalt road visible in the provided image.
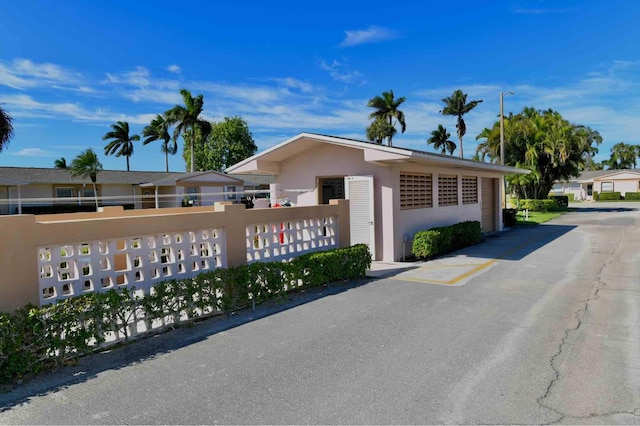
[1,202,640,424]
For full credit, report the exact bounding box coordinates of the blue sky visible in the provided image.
[1,0,639,171]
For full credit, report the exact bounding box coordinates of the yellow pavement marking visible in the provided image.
[395,230,556,286]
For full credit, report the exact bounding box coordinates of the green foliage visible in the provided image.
[517,199,561,212]
[566,193,575,201]
[427,124,456,155]
[597,192,621,201]
[548,195,569,208]
[185,116,257,172]
[0,245,371,385]
[604,142,639,169]
[366,117,396,145]
[102,121,140,171]
[412,221,482,259]
[593,190,599,201]
[624,192,640,201]
[440,89,483,158]
[476,107,602,199]
[0,104,13,153]
[367,90,406,146]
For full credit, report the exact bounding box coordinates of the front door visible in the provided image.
[481,178,496,232]
[142,189,155,209]
[345,176,375,259]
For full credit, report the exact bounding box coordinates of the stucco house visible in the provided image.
[0,167,256,214]
[227,133,529,262]
[552,170,640,201]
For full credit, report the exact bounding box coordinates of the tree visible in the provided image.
[477,107,602,199]
[366,117,396,145]
[185,116,257,172]
[54,157,67,169]
[440,89,483,159]
[103,121,139,171]
[165,89,211,172]
[68,149,103,210]
[606,142,638,169]
[366,90,406,147]
[427,124,456,155]
[0,104,14,154]
[142,114,176,172]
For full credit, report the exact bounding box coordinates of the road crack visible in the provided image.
[536,232,623,424]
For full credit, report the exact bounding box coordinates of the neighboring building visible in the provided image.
[227,133,529,262]
[552,170,640,201]
[0,167,247,215]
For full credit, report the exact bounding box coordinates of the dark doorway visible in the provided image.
[319,177,345,204]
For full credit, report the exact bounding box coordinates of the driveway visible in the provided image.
[1,202,639,424]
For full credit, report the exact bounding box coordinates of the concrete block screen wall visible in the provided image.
[0,200,350,313]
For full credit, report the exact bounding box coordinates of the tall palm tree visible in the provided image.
[367,90,406,147]
[427,125,456,155]
[366,117,396,145]
[142,114,176,172]
[440,90,483,159]
[165,89,211,172]
[68,149,103,210]
[103,121,139,171]
[0,104,14,154]
[54,157,67,169]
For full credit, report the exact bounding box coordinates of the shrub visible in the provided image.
[549,195,569,208]
[593,191,599,201]
[0,245,371,385]
[518,199,561,212]
[412,221,481,259]
[566,193,575,201]
[624,192,640,201]
[597,192,621,201]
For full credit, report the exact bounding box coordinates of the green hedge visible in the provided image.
[623,192,640,201]
[593,191,599,201]
[517,199,562,212]
[548,195,569,208]
[597,192,621,201]
[412,221,482,259]
[0,244,371,385]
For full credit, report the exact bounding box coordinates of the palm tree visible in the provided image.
[103,121,140,171]
[366,90,406,147]
[0,104,14,154]
[427,125,456,155]
[165,89,211,172]
[366,117,396,145]
[440,90,483,159]
[54,157,67,169]
[68,149,103,210]
[142,114,176,172]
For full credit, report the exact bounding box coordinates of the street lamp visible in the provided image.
[499,91,515,166]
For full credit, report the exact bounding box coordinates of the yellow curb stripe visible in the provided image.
[418,263,487,270]
[396,230,557,286]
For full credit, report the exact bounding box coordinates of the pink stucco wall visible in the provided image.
[272,143,505,262]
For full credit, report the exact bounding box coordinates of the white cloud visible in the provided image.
[318,60,365,85]
[339,26,397,47]
[10,148,54,157]
[0,58,83,90]
[167,64,181,74]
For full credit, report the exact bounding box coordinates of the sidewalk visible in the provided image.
[367,224,572,286]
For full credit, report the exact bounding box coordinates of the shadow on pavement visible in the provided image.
[0,278,371,411]
[569,207,638,213]
[440,224,578,262]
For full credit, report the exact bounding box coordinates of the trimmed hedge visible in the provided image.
[0,244,371,385]
[623,192,640,201]
[412,221,482,259]
[548,195,569,208]
[597,192,621,201]
[517,199,562,212]
[593,191,599,201]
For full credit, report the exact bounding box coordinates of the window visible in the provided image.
[225,185,237,201]
[400,173,432,209]
[438,175,458,206]
[55,187,74,198]
[82,188,95,198]
[601,182,613,192]
[462,176,478,204]
[319,178,345,205]
[185,186,200,205]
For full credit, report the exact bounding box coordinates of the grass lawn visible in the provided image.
[516,210,566,226]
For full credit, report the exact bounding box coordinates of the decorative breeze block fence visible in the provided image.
[0,200,350,312]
